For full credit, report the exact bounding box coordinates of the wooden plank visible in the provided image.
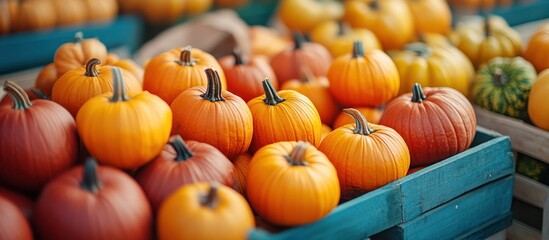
[374,176,514,240]
[396,128,513,221]
[248,184,402,240]
[514,173,549,209]
[474,105,549,164]
[459,213,512,240]
[507,220,541,240]
[543,197,549,240]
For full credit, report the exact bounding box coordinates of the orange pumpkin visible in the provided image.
[105,53,119,65]
[143,46,226,104]
[0,0,18,35]
[319,108,410,199]
[171,68,253,160]
[327,41,400,107]
[528,69,549,131]
[34,63,58,96]
[320,124,332,141]
[214,0,249,7]
[185,0,213,15]
[141,0,185,24]
[14,0,56,32]
[53,32,108,78]
[247,141,340,226]
[84,0,118,22]
[277,0,343,33]
[158,182,255,240]
[249,26,291,58]
[247,79,322,152]
[110,58,144,86]
[117,0,141,13]
[51,0,87,26]
[310,20,381,57]
[232,153,251,196]
[406,0,452,35]
[523,24,549,73]
[332,107,382,129]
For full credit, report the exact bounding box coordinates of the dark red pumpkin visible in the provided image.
[0,187,34,222]
[0,195,33,240]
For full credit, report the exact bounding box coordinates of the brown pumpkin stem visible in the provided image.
[293,32,305,50]
[411,83,427,103]
[201,68,226,102]
[337,20,345,36]
[110,67,129,102]
[369,0,379,10]
[80,158,101,193]
[3,81,32,110]
[179,46,195,66]
[31,88,49,100]
[262,78,285,105]
[352,41,365,58]
[484,17,492,37]
[169,135,194,162]
[493,68,508,86]
[85,58,101,77]
[201,182,220,209]
[285,141,309,166]
[233,49,246,65]
[74,31,84,44]
[343,108,375,135]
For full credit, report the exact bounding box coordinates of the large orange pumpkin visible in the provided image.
[53,32,108,78]
[406,0,452,35]
[523,24,549,73]
[528,69,549,131]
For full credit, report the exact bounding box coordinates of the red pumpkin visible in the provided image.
[0,187,34,222]
[0,195,33,240]
[0,88,48,106]
[135,135,235,210]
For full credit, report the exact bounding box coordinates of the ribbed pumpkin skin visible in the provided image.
[53,34,108,78]
[472,57,537,118]
[309,20,381,58]
[407,0,452,35]
[270,41,332,84]
[35,63,58,96]
[380,86,476,167]
[523,24,549,73]
[232,153,251,196]
[528,69,549,131]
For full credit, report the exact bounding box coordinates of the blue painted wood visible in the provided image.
[0,15,143,74]
[396,127,514,221]
[373,176,514,240]
[459,212,513,240]
[494,0,549,26]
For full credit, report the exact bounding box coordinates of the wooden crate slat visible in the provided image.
[514,173,549,209]
[507,220,542,240]
[543,197,549,240]
[459,212,513,240]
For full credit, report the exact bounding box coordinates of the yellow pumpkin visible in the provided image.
[310,20,381,57]
[277,0,343,33]
[406,0,452,35]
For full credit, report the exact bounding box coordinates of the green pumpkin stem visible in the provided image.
[3,81,32,110]
[80,158,101,193]
[179,46,195,66]
[369,0,379,10]
[110,67,129,102]
[285,141,309,166]
[85,58,101,77]
[493,68,507,86]
[262,78,285,105]
[201,183,220,209]
[170,135,194,162]
[343,108,375,135]
[74,31,84,43]
[411,83,427,103]
[233,49,246,65]
[293,32,305,50]
[352,41,365,58]
[200,68,226,102]
[31,89,49,100]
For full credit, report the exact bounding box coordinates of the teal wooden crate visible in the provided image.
[249,127,514,240]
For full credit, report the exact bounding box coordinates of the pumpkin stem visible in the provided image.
[80,158,101,193]
[337,20,345,36]
[293,32,305,50]
[85,58,101,77]
[200,68,226,102]
[369,0,379,10]
[233,49,246,65]
[484,17,492,37]
[262,78,285,105]
[411,83,427,103]
[493,68,508,86]
[179,46,195,66]
[201,182,220,209]
[110,67,129,102]
[406,43,431,58]
[169,135,194,162]
[285,141,309,166]
[352,41,365,58]
[74,31,84,44]
[3,81,32,110]
[343,108,375,135]
[31,88,49,100]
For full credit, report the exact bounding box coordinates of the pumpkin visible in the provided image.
[185,0,213,15]
[249,26,291,58]
[52,58,142,117]
[247,141,340,226]
[0,187,34,222]
[35,159,152,240]
[0,0,18,34]
[380,83,477,167]
[528,69,549,131]
[34,63,58,96]
[110,58,145,86]
[449,17,522,68]
[219,50,278,102]
[344,0,414,50]
[51,0,87,26]
[472,57,537,118]
[0,195,32,240]
[281,68,340,125]
[247,79,322,152]
[117,0,141,13]
[0,81,77,193]
[158,182,254,239]
[105,53,120,65]
[389,42,473,96]
[232,153,251,196]
[310,20,381,57]
[523,24,549,73]
[214,0,248,7]
[448,0,497,13]
[53,32,108,78]
[407,0,452,35]
[270,33,332,85]
[84,0,118,22]
[327,41,400,107]
[136,135,235,210]
[76,67,172,169]
[143,46,226,104]
[407,166,426,175]
[0,88,48,106]
[14,0,56,32]
[141,0,185,24]
[320,124,332,141]
[277,0,343,33]
[332,107,382,129]
[320,108,410,199]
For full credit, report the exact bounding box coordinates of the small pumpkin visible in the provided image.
[472,57,537,118]
[141,0,185,24]
[185,0,213,15]
[0,195,32,240]
[52,58,142,117]
[53,32,108,78]
[332,107,382,129]
[277,0,343,33]
[76,67,172,169]
[136,135,235,210]
[247,141,340,226]
[247,79,322,152]
[14,0,56,32]
[320,108,410,199]
[249,26,291,58]
[84,0,118,22]
[105,53,119,65]
[406,0,452,35]
[34,63,58,96]
[35,159,152,240]
[310,20,381,57]
[171,68,253,160]
[232,153,251,196]
[0,0,18,35]
[51,0,87,26]
[528,69,549,131]
[143,46,226,104]
[0,81,77,193]
[380,83,477,167]
[0,88,48,106]
[327,41,400,107]
[158,182,255,240]
[523,24,549,73]
[110,58,145,86]
[219,50,278,102]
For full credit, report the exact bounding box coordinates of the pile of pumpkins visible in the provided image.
[1,0,549,239]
